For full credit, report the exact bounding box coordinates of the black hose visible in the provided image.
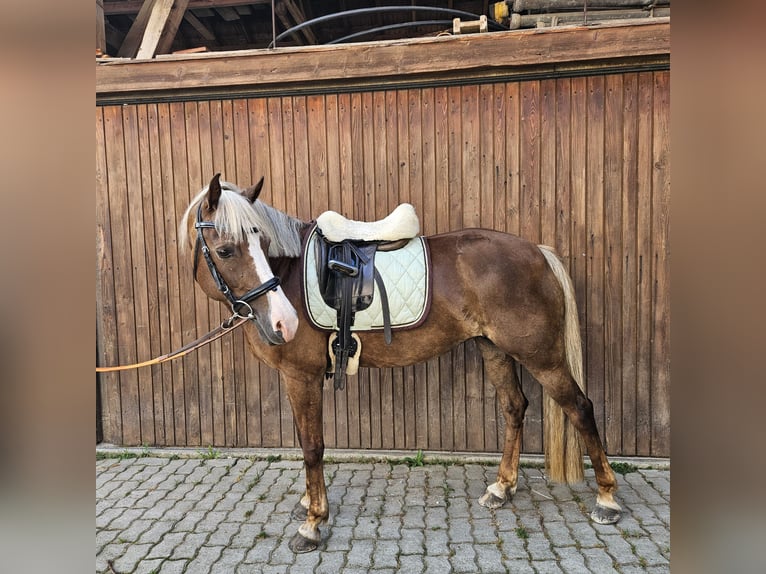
[269,5,508,48]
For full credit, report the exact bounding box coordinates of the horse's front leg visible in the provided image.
[283,375,329,553]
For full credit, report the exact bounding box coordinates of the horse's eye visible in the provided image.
[216,247,234,259]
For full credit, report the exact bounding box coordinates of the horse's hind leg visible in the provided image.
[477,339,528,509]
[530,364,622,524]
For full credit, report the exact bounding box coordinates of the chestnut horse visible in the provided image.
[180,174,622,552]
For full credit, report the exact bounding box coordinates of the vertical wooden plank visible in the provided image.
[343,92,363,448]
[184,101,210,447]
[420,87,441,449]
[104,105,142,446]
[205,102,228,447]
[434,87,450,234]
[479,83,495,230]
[446,85,467,451]
[144,102,169,445]
[651,71,670,457]
[438,352,454,451]
[359,91,375,448]
[461,86,484,452]
[519,80,542,453]
[464,340,485,452]
[293,96,312,220]
[232,97,255,446]
[554,79,572,263]
[635,71,653,456]
[325,93,344,447]
[392,90,408,446]
[96,106,122,444]
[96,0,106,52]
[620,73,639,456]
[136,104,161,446]
[603,74,624,455]
[171,101,200,447]
[220,99,239,445]
[586,75,606,440]
[194,100,218,448]
[276,95,298,448]
[505,82,521,238]
[570,78,588,433]
[407,89,428,449]
[121,105,148,446]
[383,90,400,450]
[461,84,480,228]
[540,79,556,247]
[251,97,285,447]
[155,102,183,446]
[420,88,437,236]
[250,97,277,447]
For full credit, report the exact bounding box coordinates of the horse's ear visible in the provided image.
[243,176,265,203]
[206,173,222,210]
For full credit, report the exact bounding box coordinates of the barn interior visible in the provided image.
[97,0,670,59]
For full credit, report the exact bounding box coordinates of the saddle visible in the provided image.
[313,204,420,391]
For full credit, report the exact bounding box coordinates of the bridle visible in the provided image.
[193,202,280,319]
[95,202,281,373]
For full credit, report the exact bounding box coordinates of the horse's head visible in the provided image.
[182,173,299,345]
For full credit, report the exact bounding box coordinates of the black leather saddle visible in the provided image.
[312,204,419,391]
[314,232,401,390]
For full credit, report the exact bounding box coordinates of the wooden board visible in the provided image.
[97,66,670,457]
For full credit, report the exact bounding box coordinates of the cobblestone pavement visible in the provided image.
[96,450,670,573]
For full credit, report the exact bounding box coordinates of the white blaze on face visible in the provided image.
[246,232,299,342]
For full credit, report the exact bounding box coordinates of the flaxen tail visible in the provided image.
[538,245,585,484]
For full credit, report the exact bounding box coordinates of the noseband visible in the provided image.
[193,203,280,319]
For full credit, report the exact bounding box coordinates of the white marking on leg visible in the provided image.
[487,482,507,500]
[596,492,623,511]
[298,521,321,542]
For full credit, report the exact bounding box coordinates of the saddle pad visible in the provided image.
[303,228,431,333]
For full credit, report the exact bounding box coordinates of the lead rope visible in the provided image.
[95,315,249,373]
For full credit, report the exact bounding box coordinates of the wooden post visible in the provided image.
[96,0,106,54]
[136,0,175,59]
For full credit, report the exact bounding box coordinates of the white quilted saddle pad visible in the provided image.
[303,228,431,332]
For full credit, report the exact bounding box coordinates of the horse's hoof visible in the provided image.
[478,490,506,509]
[591,504,621,524]
[291,501,308,521]
[289,531,319,553]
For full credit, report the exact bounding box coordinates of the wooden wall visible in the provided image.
[97,24,670,457]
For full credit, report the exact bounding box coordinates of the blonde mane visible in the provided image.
[180,180,304,258]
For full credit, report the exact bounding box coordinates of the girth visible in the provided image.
[314,231,394,390]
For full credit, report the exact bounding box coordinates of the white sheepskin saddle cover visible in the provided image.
[303,226,431,333]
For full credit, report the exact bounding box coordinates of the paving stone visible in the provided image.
[97,454,670,574]
[555,545,589,573]
[422,555,451,573]
[111,542,153,573]
[346,538,374,568]
[372,539,400,568]
[398,554,424,574]
[185,545,224,573]
[599,533,639,565]
[473,543,505,573]
[582,546,618,572]
[314,551,347,573]
[399,527,425,555]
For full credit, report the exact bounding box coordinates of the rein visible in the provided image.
[97,201,282,373]
[96,315,248,373]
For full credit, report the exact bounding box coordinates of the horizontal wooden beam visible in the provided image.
[104,0,270,16]
[97,19,669,100]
